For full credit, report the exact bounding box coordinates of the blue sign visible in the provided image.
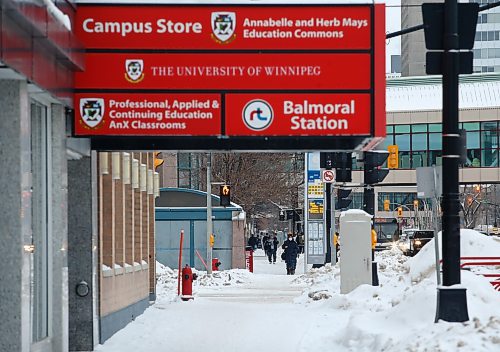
[308,170,320,183]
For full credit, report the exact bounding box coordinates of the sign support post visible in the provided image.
[436,0,469,323]
[206,153,213,275]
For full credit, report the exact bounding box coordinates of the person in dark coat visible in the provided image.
[266,234,279,264]
[282,233,299,275]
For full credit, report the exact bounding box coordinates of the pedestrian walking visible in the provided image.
[261,232,269,252]
[267,234,279,264]
[282,233,299,275]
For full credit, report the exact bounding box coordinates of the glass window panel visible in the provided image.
[412,151,428,168]
[488,31,494,40]
[399,151,411,169]
[463,122,480,131]
[481,149,498,167]
[411,124,427,133]
[464,149,481,167]
[429,150,442,166]
[394,125,410,133]
[380,137,392,150]
[386,125,394,134]
[412,133,428,150]
[429,124,442,132]
[467,131,480,148]
[178,153,190,168]
[395,134,410,151]
[31,102,49,342]
[481,121,498,149]
[429,133,442,150]
[178,170,191,188]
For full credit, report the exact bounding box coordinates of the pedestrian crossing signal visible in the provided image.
[154,151,164,170]
[220,185,231,206]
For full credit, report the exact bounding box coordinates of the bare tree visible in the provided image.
[209,153,304,219]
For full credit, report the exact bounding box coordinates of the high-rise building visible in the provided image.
[472,0,500,73]
[401,0,500,76]
[401,0,441,76]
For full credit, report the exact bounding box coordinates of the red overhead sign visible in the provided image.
[75,93,221,136]
[74,3,386,150]
[76,5,371,50]
[75,53,371,90]
[225,94,371,136]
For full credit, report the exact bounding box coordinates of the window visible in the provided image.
[177,153,201,189]
[31,101,51,343]
[386,121,500,169]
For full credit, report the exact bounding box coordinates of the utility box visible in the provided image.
[340,210,372,294]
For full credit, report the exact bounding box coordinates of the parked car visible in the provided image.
[399,229,434,256]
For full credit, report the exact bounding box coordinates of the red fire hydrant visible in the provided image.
[181,264,197,301]
[212,258,221,271]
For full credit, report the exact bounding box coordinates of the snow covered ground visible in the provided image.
[96,231,499,352]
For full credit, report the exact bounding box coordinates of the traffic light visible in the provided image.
[384,199,390,211]
[397,207,403,217]
[209,234,215,247]
[279,210,285,221]
[335,188,352,210]
[320,152,334,169]
[220,185,231,206]
[413,199,419,209]
[153,151,164,170]
[387,145,399,169]
[334,152,352,183]
[364,151,389,185]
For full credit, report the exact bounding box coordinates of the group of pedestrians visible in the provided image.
[247,232,299,275]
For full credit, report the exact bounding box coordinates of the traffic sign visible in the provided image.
[321,169,336,183]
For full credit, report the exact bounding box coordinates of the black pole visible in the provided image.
[325,182,332,264]
[436,0,469,323]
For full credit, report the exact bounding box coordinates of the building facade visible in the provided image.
[349,73,500,226]
[0,1,84,351]
[401,0,500,76]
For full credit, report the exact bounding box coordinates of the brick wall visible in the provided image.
[98,152,158,317]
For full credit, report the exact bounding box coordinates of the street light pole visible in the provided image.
[437,0,468,322]
[207,153,213,275]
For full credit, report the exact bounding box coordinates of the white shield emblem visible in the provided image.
[211,12,236,43]
[80,98,105,128]
[125,59,144,83]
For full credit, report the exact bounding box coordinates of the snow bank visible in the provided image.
[294,233,500,352]
[155,261,253,303]
[409,229,500,282]
[194,269,252,288]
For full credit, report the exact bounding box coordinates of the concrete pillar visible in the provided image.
[50,103,69,352]
[0,80,31,352]
[68,154,98,351]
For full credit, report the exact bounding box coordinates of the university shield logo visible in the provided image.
[80,98,105,129]
[125,59,145,83]
[211,12,236,44]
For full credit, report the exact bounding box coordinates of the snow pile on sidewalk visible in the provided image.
[155,262,179,303]
[295,230,500,352]
[194,269,252,288]
[155,262,253,302]
[409,229,500,282]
